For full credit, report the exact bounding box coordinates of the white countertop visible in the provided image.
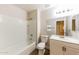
[50,35,79,44]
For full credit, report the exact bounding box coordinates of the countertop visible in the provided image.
[50,35,79,44]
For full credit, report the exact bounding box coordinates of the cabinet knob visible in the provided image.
[62,46,66,52]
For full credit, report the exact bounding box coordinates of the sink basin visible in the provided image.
[60,36,64,38]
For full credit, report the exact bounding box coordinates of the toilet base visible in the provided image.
[38,49,45,55]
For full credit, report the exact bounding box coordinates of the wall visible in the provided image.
[65,15,79,36]
[0,5,28,54]
[40,8,54,35]
[76,14,79,31]
[71,14,79,39]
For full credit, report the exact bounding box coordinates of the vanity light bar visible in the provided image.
[56,9,73,14]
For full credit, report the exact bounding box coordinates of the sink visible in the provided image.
[50,35,79,45]
[60,36,64,38]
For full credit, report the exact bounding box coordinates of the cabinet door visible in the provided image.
[64,46,79,55]
[50,40,64,55]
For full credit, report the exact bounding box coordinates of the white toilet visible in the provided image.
[37,35,48,55]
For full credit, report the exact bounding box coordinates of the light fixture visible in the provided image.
[63,10,65,13]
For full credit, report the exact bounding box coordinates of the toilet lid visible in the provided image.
[37,42,45,49]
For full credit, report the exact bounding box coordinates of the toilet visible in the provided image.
[37,35,48,55]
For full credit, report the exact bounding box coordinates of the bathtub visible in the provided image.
[19,42,36,55]
[0,42,36,55]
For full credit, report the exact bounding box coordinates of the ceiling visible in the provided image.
[15,4,51,11]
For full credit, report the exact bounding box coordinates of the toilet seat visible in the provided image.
[37,42,45,49]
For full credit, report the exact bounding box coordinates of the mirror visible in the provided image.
[46,15,77,36]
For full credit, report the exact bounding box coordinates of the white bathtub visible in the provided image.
[19,42,36,55]
[0,42,36,55]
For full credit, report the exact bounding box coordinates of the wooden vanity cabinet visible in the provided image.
[50,39,79,55]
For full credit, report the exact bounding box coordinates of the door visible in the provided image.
[27,17,37,43]
[56,21,64,35]
[50,40,63,55]
[64,46,79,55]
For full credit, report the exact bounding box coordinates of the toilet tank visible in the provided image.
[41,35,48,43]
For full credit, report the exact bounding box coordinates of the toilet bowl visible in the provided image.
[37,42,45,55]
[37,35,48,55]
[37,42,45,49]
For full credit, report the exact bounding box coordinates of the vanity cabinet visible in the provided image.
[50,39,79,55]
